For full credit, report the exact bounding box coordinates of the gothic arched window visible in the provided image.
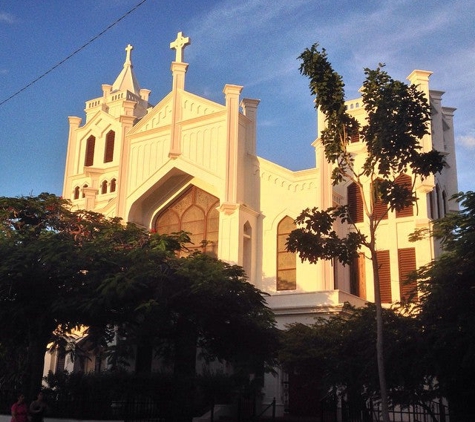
[243,222,252,278]
[155,186,219,257]
[435,184,442,219]
[277,216,296,291]
[101,180,108,194]
[442,190,447,216]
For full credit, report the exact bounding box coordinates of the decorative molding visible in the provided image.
[218,202,239,215]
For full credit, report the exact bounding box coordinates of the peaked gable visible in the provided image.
[78,110,119,139]
[181,91,225,121]
[130,92,174,134]
[130,90,225,136]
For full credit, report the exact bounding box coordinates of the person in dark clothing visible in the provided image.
[29,392,47,422]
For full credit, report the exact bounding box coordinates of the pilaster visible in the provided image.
[241,98,260,155]
[116,114,136,219]
[169,62,189,159]
[63,116,82,198]
[223,84,243,204]
[83,187,98,210]
[407,70,433,152]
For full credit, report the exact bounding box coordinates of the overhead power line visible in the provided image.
[0,0,149,108]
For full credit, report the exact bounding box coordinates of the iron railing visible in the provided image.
[321,394,448,422]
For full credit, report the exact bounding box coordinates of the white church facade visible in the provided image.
[55,32,458,415]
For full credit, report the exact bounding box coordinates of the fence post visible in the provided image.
[440,401,447,422]
[237,395,241,422]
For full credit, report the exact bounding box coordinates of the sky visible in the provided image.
[0,0,474,198]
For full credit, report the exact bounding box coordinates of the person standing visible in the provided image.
[29,392,47,422]
[11,393,28,422]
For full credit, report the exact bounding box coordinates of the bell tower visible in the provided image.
[62,44,152,215]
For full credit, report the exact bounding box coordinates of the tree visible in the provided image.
[414,192,475,421]
[0,193,173,399]
[0,193,86,398]
[287,44,445,421]
[0,193,278,422]
[88,249,279,422]
[280,304,433,418]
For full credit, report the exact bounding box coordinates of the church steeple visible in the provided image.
[112,44,141,95]
[83,43,150,124]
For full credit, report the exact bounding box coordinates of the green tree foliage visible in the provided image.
[0,194,278,418]
[287,44,445,422]
[280,305,432,412]
[89,248,278,422]
[414,192,475,421]
[0,193,102,398]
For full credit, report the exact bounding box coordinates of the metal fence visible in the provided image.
[0,393,167,422]
[321,394,448,422]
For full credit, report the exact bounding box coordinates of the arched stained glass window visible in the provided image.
[277,216,296,291]
[155,186,219,256]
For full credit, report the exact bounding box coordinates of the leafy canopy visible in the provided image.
[0,193,278,399]
[289,43,445,265]
[413,192,475,419]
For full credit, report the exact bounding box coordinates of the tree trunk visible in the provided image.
[24,329,50,401]
[370,247,390,422]
[135,342,153,374]
[172,316,199,422]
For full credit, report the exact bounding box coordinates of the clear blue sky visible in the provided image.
[0,0,473,198]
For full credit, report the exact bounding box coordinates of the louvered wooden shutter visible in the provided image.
[104,131,115,163]
[348,183,364,223]
[350,253,366,299]
[398,248,417,302]
[373,180,388,220]
[395,174,413,218]
[377,250,391,303]
[85,136,95,167]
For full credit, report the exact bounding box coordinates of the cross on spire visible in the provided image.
[170,32,191,63]
[125,44,133,65]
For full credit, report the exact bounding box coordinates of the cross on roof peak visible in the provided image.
[125,44,133,65]
[170,32,191,63]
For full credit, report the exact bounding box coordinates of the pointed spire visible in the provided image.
[112,44,141,95]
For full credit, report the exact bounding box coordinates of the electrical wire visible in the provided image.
[0,0,149,108]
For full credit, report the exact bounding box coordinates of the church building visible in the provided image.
[58,32,458,416]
